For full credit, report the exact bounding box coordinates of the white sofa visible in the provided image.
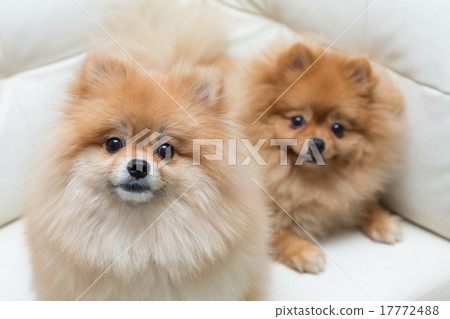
[0,0,449,300]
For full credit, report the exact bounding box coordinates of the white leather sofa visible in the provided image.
[0,0,449,300]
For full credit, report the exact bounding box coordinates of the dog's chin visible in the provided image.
[115,184,162,204]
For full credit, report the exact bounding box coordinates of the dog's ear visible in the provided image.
[177,67,224,105]
[277,43,313,72]
[194,71,224,103]
[345,58,373,84]
[344,58,377,95]
[71,52,128,98]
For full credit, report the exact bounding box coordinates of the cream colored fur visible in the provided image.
[25,0,269,300]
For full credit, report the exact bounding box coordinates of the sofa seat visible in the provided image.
[1,218,449,301]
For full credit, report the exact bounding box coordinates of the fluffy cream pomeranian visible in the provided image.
[24,0,269,300]
[225,39,404,274]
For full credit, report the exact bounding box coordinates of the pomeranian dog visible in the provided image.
[226,40,404,273]
[24,1,269,300]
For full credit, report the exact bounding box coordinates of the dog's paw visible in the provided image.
[276,237,326,274]
[291,246,326,274]
[362,211,402,244]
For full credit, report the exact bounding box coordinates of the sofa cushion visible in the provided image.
[0,55,84,227]
[0,0,123,78]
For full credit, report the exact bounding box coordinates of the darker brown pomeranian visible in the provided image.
[228,41,405,273]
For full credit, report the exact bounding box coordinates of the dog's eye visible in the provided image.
[290,116,305,129]
[156,143,175,160]
[105,137,123,153]
[331,123,345,138]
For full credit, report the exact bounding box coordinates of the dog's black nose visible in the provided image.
[311,138,326,154]
[127,159,149,179]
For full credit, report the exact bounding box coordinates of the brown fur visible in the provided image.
[227,41,405,273]
[24,51,271,301]
[24,0,271,299]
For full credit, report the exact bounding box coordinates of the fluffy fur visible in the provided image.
[24,0,269,300]
[98,0,226,72]
[226,41,405,273]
